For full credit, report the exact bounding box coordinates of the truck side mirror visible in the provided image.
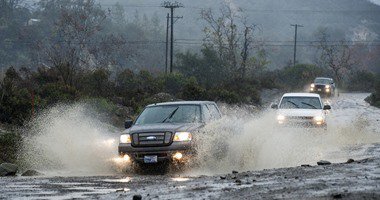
[323,105,331,110]
[271,104,278,109]
[124,119,133,129]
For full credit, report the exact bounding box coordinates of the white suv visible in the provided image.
[271,93,331,127]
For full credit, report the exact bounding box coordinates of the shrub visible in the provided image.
[181,77,206,100]
[160,72,186,95]
[38,83,79,106]
[277,64,325,90]
[0,88,32,125]
[78,68,114,98]
[208,88,240,104]
[365,74,380,108]
[345,70,376,92]
[0,130,21,163]
[82,97,118,115]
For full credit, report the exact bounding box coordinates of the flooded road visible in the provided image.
[1,93,380,199]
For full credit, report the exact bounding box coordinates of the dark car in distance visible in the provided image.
[118,101,222,168]
[310,77,336,97]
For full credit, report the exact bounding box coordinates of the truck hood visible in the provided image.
[278,109,324,117]
[124,123,204,134]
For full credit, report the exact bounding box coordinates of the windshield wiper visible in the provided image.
[162,107,179,123]
[286,100,299,108]
[301,102,317,109]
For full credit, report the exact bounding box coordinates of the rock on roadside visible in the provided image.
[0,163,18,176]
[317,160,331,166]
[21,170,43,176]
[133,194,142,200]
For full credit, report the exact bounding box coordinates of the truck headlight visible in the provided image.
[310,83,315,88]
[313,116,324,124]
[277,115,285,121]
[173,132,192,142]
[325,85,330,89]
[120,134,131,144]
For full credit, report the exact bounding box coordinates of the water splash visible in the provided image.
[19,94,380,177]
[190,94,380,175]
[20,103,122,176]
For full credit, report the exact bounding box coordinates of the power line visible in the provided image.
[173,42,380,47]
[0,40,166,45]
[3,39,380,45]
[174,38,380,43]
[243,8,380,14]
[101,4,161,8]
[102,4,380,15]
[102,3,380,12]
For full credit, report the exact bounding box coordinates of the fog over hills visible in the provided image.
[99,0,380,70]
[19,0,380,70]
[101,0,380,40]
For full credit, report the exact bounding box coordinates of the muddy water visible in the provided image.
[2,93,379,199]
[19,93,380,177]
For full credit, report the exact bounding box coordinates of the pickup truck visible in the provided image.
[310,77,336,97]
[118,101,222,168]
[271,93,331,128]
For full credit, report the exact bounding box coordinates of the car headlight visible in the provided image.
[120,134,131,144]
[313,116,323,122]
[277,115,285,121]
[310,83,315,88]
[173,132,192,142]
[325,85,330,89]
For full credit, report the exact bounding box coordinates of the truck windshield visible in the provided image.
[314,78,331,84]
[279,97,322,109]
[135,105,202,125]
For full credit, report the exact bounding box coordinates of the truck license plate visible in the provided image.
[144,155,158,163]
[318,89,321,91]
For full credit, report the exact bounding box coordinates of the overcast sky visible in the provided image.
[369,0,380,5]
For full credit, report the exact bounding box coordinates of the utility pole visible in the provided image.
[162,1,183,73]
[291,24,303,67]
[165,13,169,74]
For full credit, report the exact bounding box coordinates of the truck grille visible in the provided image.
[131,132,172,147]
[315,84,326,90]
[315,85,326,88]
[287,116,313,120]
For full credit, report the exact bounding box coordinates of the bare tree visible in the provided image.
[201,4,242,70]
[315,28,355,84]
[38,0,106,86]
[201,3,264,80]
[239,18,257,79]
[201,8,227,60]
[0,0,23,23]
